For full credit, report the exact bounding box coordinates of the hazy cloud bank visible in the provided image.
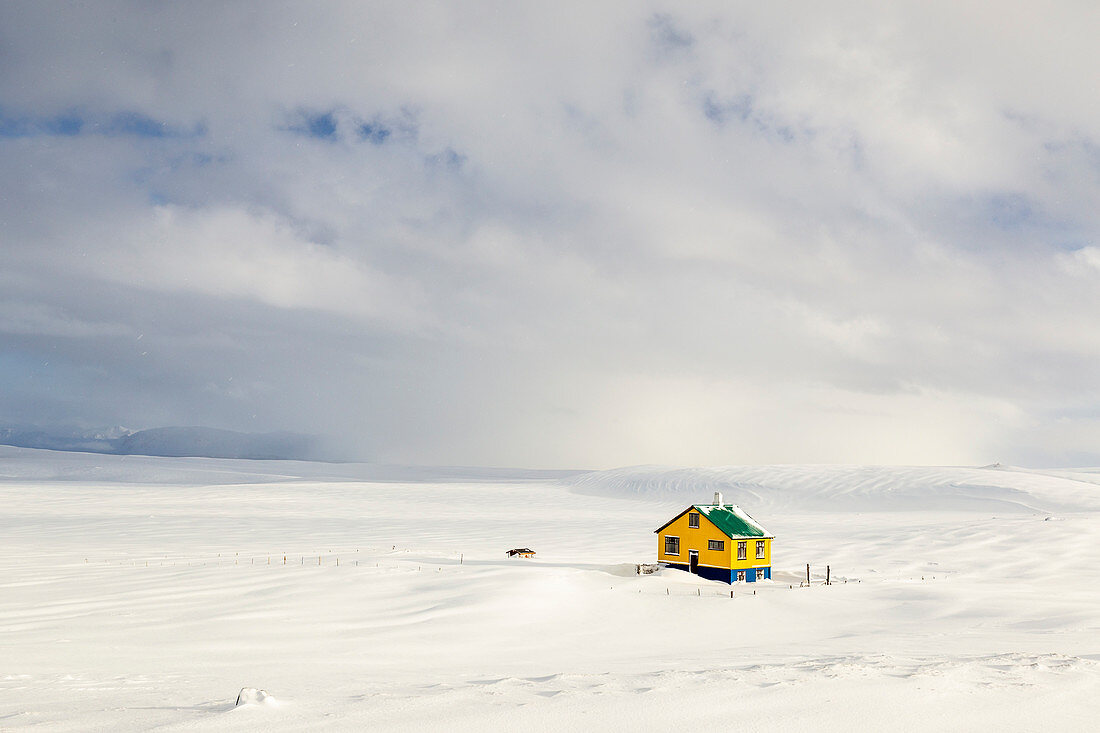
[2,2,1099,467]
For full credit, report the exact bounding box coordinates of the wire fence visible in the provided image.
[68,555,914,591]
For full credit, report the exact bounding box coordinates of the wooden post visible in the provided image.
[827,565,830,586]
[806,563,810,586]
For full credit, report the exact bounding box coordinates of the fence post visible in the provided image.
[806,563,810,586]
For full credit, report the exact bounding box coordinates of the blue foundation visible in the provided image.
[662,563,771,584]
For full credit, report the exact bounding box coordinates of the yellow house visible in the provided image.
[655,493,773,583]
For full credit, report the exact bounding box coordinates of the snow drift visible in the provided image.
[565,463,1100,513]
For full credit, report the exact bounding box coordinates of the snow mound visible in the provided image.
[565,464,1100,513]
[234,688,277,707]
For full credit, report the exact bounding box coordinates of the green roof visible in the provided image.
[655,504,773,538]
[697,504,770,538]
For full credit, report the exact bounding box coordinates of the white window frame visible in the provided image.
[737,571,746,582]
[756,540,766,559]
[688,512,700,528]
[664,535,680,556]
[708,539,724,551]
[737,541,747,560]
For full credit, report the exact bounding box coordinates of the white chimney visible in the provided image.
[714,491,723,507]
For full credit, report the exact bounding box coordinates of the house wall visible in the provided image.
[656,510,731,568]
[731,537,771,570]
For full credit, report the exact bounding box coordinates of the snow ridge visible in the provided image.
[565,464,1100,513]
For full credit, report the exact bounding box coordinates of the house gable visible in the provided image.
[654,503,773,540]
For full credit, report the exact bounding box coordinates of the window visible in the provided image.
[756,540,766,559]
[737,571,746,582]
[664,536,680,556]
[708,539,724,551]
[688,513,700,528]
[737,541,747,560]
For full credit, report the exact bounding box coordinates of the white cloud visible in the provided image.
[98,205,426,327]
[1,2,1100,466]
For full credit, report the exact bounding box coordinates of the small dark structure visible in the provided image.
[506,548,535,558]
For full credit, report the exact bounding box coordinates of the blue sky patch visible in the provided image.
[703,93,752,125]
[985,193,1036,230]
[0,109,84,138]
[358,121,392,145]
[41,112,84,136]
[287,109,339,141]
[648,14,693,54]
[703,92,796,142]
[107,111,171,138]
[426,147,466,171]
[0,108,202,139]
[283,107,422,145]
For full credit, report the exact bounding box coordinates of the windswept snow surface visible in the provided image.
[568,463,1100,513]
[1,447,1099,731]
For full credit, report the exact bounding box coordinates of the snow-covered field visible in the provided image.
[2,447,1099,731]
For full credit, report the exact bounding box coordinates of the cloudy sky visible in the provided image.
[2,1,1100,468]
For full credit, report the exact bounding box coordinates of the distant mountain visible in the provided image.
[115,427,320,460]
[0,425,132,454]
[0,425,325,461]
